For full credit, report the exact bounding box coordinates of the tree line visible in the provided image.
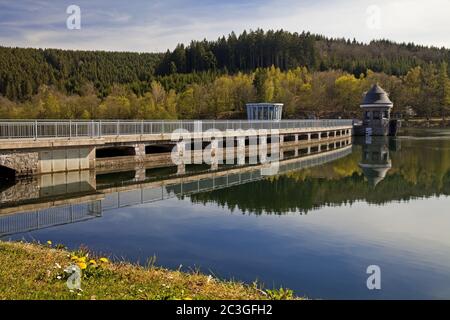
[1,63,449,120]
[158,30,450,77]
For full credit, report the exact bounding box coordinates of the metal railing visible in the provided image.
[0,119,353,140]
[0,201,101,236]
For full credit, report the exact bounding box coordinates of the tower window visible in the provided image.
[373,111,381,120]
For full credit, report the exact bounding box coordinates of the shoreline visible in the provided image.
[0,241,298,300]
[401,118,450,128]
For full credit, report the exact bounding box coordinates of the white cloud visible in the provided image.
[1,0,450,51]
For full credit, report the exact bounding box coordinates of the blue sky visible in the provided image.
[1,0,449,52]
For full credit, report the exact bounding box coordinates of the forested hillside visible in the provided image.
[158,30,450,76]
[1,29,450,119]
[0,47,162,100]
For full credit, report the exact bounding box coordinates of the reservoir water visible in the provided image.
[1,128,450,299]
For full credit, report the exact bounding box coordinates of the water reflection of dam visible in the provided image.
[0,138,352,236]
[0,201,101,237]
[101,146,352,210]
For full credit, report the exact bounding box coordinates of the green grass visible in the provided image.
[0,241,298,300]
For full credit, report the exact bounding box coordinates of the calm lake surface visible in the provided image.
[1,128,450,299]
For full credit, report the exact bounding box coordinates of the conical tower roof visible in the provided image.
[361,84,393,107]
[360,165,392,187]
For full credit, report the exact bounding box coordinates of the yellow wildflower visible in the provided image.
[46,240,52,245]
[99,257,109,263]
[71,255,79,261]
[89,259,97,265]
[77,262,87,270]
[77,257,87,263]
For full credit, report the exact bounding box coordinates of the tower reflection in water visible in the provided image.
[358,136,396,187]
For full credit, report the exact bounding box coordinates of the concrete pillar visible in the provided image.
[259,136,267,163]
[177,163,185,175]
[89,170,97,190]
[295,134,299,144]
[134,144,146,162]
[307,146,311,154]
[279,135,284,146]
[237,136,246,149]
[174,141,189,169]
[294,148,299,157]
[237,153,245,165]
[248,135,258,165]
[134,167,146,181]
[88,146,96,171]
[210,138,219,170]
[210,138,219,158]
[192,139,203,165]
[307,133,311,141]
[225,137,235,165]
[211,159,219,171]
[259,135,267,144]
[280,150,284,160]
[237,137,245,165]
[177,141,186,157]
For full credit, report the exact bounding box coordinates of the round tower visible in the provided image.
[360,84,393,136]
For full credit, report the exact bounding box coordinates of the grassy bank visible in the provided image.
[0,241,296,300]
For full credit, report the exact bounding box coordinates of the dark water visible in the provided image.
[1,129,450,299]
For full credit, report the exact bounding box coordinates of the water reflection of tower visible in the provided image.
[358,137,392,187]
